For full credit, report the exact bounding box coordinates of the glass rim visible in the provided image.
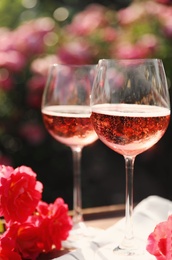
[49,63,97,68]
[98,58,163,63]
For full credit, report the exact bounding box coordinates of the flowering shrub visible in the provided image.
[0,0,172,206]
[0,165,72,259]
[146,215,172,259]
[57,0,172,63]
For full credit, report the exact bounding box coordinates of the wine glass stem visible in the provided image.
[71,147,83,225]
[122,156,136,248]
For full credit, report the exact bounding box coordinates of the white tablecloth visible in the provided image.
[55,196,172,260]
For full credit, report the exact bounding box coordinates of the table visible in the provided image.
[38,204,125,259]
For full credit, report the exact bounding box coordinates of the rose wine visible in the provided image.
[91,104,170,156]
[42,105,98,148]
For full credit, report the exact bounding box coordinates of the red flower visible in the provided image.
[0,233,22,260]
[14,223,43,259]
[0,165,72,258]
[147,215,172,260]
[0,165,43,223]
[36,198,72,251]
[48,198,73,249]
[1,221,43,260]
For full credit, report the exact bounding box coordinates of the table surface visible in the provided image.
[37,204,125,259]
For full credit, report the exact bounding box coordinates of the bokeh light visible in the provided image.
[53,7,69,22]
[21,0,38,9]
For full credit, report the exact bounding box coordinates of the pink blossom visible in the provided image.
[30,55,59,75]
[114,34,157,59]
[160,12,172,38]
[13,18,55,57]
[0,50,26,72]
[147,215,172,259]
[58,41,93,64]
[137,34,158,52]
[163,21,172,38]
[145,1,166,16]
[118,3,145,25]
[0,69,14,91]
[0,28,15,52]
[102,27,117,42]
[26,75,47,108]
[0,165,43,223]
[114,42,148,59]
[66,4,108,36]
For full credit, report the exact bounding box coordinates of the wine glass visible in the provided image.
[41,63,99,248]
[90,59,170,257]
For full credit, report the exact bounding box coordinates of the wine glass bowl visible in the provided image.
[42,64,97,150]
[42,105,97,151]
[41,63,98,247]
[91,59,170,256]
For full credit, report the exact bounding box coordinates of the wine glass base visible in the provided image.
[113,245,145,256]
[95,243,154,260]
[113,237,145,256]
[62,222,102,249]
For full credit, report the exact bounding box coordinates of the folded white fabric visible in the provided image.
[55,196,172,260]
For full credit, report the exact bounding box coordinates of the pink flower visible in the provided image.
[26,75,46,108]
[0,28,16,52]
[0,50,26,72]
[113,35,157,59]
[66,4,108,36]
[102,27,117,42]
[14,18,55,57]
[147,215,172,259]
[58,41,93,64]
[30,55,59,75]
[114,42,148,59]
[117,3,144,25]
[0,69,14,91]
[0,165,43,223]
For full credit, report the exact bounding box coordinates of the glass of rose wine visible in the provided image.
[90,59,170,257]
[41,63,99,248]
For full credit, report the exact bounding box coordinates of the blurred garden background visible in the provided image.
[0,0,172,210]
